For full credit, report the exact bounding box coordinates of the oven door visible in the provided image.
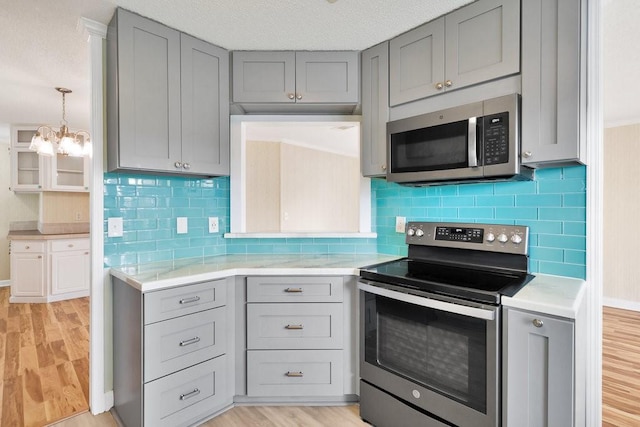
[386,100,484,184]
[358,280,499,427]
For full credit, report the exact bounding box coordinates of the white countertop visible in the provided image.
[501,274,586,319]
[110,253,401,292]
[111,254,586,319]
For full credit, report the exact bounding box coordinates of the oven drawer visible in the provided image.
[247,276,343,303]
[144,355,227,427]
[247,303,343,349]
[247,350,343,396]
[144,279,226,324]
[144,307,226,382]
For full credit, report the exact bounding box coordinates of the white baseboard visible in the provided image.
[603,297,640,312]
[91,390,114,415]
[0,280,10,288]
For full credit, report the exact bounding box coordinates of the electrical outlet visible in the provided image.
[107,217,123,237]
[208,217,219,233]
[395,216,407,233]
[75,212,82,221]
[177,217,188,234]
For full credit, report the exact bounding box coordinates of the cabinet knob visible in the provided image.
[532,318,544,328]
[182,163,191,170]
[84,252,89,255]
[287,93,295,100]
[435,82,444,90]
[68,244,74,248]
[444,80,453,88]
[382,165,387,171]
[523,151,533,158]
[296,93,302,100]
[25,246,30,249]
[37,255,42,259]
[174,161,182,169]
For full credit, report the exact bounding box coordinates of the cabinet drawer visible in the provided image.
[247,276,343,303]
[50,238,89,252]
[247,350,343,397]
[247,303,343,350]
[144,307,226,382]
[11,240,45,253]
[144,279,226,324]
[144,355,228,427]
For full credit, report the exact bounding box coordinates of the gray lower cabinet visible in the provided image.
[245,276,347,398]
[112,277,231,427]
[521,0,586,167]
[107,8,229,176]
[360,42,389,177]
[502,307,575,427]
[232,51,359,112]
[389,0,519,106]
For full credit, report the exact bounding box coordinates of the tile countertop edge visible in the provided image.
[501,273,587,319]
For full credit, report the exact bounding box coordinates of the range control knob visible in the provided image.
[511,234,523,244]
[407,228,415,237]
[497,234,509,244]
[486,233,496,243]
[415,229,425,237]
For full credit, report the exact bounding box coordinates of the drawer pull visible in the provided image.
[179,388,201,401]
[179,296,201,305]
[286,371,304,377]
[68,244,74,248]
[284,288,303,293]
[25,246,30,250]
[285,324,303,330]
[179,336,201,347]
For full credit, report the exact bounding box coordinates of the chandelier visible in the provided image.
[29,87,91,157]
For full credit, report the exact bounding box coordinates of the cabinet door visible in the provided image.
[361,42,389,177]
[232,51,296,103]
[10,252,46,297]
[51,250,89,295]
[48,153,90,191]
[295,52,359,103]
[445,0,520,91]
[115,9,182,172]
[389,18,445,106]
[504,308,574,427]
[521,0,585,166]
[10,148,42,192]
[180,34,230,175]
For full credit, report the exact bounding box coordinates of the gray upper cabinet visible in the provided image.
[361,42,390,177]
[389,0,519,106]
[107,8,229,176]
[521,0,586,167]
[232,51,359,112]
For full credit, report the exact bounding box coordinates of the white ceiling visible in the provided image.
[0,0,635,137]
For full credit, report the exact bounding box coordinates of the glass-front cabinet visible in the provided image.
[10,125,89,192]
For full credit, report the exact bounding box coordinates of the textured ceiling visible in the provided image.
[0,0,635,139]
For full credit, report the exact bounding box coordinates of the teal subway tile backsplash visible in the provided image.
[373,166,587,279]
[104,165,586,279]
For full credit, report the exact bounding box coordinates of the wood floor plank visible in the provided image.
[2,375,24,426]
[4,331,21,379]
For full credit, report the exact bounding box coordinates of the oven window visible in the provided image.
[364,293,487,413]
[390,120,469,172]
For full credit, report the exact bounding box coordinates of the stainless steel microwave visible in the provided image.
[387,94,533,185]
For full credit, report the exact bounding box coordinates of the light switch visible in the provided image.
[177,217,188,234]
[108,217,123,237]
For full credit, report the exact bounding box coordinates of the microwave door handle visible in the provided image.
[468,117,478,167]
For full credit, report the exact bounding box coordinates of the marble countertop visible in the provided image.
[501,274,586,319]
[110,253,586,319]
[110,253,401,292]
[8,230,90,240]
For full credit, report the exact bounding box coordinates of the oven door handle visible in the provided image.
[358,281,496,321]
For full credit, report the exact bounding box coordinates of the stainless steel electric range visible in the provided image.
[358,221,533,427]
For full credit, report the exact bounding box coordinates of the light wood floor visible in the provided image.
[0,287,89,427]
[602,306,640,426]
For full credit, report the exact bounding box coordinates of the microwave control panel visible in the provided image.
[482,112,509,166]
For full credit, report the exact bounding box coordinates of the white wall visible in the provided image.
[603,123,640,310]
